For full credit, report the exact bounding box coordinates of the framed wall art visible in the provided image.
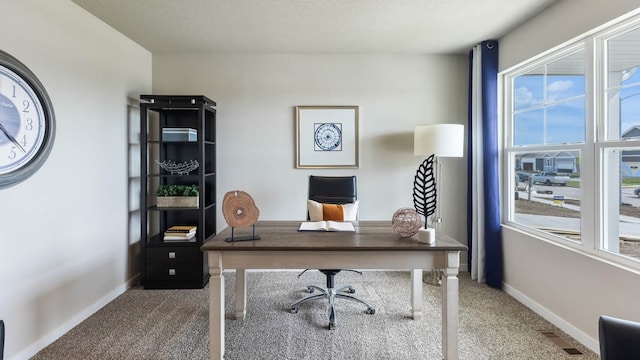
[295,106,359,169]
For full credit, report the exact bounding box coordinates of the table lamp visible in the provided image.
[413,124,464,244]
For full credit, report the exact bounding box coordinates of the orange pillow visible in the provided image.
[322,203,344,221]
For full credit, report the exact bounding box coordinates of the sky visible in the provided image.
[513,67,640,146]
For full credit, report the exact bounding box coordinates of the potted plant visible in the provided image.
[155,184,199,208]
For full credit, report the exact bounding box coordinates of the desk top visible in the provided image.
[201,221,466,252]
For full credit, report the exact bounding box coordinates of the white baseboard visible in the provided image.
[503,282,600,355]
[127,273,141,288]
[12,283,130,360]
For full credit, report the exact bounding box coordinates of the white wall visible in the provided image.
[499,0,640,352]
[0,1,152,359]
[500,0,640,71]
[152,53,468,248]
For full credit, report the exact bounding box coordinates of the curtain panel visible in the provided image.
[467,40,503,288]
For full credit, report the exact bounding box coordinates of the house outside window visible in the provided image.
[503,14,640,268]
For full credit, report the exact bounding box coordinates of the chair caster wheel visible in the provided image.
[328,323,336,330]
[366,307,376,315]
[346,287,356,294]
[306,286,314,293]
[291,307,298,314]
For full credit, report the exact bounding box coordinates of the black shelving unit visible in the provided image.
[140,95,216,289]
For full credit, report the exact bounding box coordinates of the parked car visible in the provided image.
[516,172,531,182]
[530,171,570,186]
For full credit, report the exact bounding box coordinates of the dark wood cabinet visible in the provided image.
[140,95,216,289]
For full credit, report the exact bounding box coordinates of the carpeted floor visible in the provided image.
[32,271,598,360]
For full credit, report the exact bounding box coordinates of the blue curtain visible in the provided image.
[467,40,503,289]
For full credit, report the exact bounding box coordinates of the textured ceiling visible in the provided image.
[71,0,558,54]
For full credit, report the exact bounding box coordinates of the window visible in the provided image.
[507,48,585,243]
[503,14,640,266]
[601,25,640,261]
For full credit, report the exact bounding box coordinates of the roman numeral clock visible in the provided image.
[0,50,55,189]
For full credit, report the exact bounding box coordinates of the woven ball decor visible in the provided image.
[391,207,423,238]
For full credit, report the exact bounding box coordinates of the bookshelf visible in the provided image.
[140,95,216,289]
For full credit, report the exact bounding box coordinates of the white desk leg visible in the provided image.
[208,252,225,360]
[410,269,423,319]
[441,251,460,360]
[235,269,247,320]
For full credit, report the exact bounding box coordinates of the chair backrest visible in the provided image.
[599,315,640,360]
[1,320,4,360]
[308,175,357,204]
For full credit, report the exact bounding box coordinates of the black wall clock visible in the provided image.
[0,50,55,189]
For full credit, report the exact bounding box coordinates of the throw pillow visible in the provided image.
[307,199,358,221]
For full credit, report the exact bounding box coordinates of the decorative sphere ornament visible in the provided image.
[391,207,423,238]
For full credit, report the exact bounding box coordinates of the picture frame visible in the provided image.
[295,106,359,168]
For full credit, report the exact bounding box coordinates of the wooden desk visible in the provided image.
[201,221,467,360]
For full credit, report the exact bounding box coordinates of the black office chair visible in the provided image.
[599,315,640,360]
[1,320,4,360]
[290,175,375,330]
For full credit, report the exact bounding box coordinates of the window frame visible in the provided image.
[501,12,640,271]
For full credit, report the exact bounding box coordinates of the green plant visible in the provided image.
[155,184,199,197]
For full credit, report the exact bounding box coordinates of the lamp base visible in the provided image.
[417,228,435,244]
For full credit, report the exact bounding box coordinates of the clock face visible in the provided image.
[0,51,55,189]
[314,123,342,151]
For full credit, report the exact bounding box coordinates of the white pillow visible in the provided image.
[307,199,358,221]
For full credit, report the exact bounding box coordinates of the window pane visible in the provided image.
[547,51,585,103]
[606,27,640,140]
[513,99,585,146]
[514,109,544,146]
[512,50,585,146]
[547,98,585,144]
[620,84,640,138]
[512,150,581,242]
[607,27,640,89]
[547,74,585,102]
[514,71,544,111]
[602,148,640,261]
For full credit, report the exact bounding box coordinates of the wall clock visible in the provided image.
[0,50,55,189]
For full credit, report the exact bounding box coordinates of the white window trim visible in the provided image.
[500,10,640,272]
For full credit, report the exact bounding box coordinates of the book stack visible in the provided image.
[163,225,197,242]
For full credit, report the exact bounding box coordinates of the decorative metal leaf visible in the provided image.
[412,154,437,223]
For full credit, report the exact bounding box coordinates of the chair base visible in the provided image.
[290,283,375,330]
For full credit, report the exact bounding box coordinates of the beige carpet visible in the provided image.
[32,271,598,359]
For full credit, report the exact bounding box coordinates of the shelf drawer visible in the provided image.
[146,247,201,264]
[146,262,201,281]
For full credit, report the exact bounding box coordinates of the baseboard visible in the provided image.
[459,263,468,272]
[503,282,600,355]
[127,273,141,288]
[12,283,129,360]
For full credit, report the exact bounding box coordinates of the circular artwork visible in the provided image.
[314,123,342,151]
[222,190,260,228]
[391,208,423,238]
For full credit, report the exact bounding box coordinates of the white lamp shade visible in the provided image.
[414,124,464,158]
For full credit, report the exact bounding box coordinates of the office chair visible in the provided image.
[1,320,4,360]
[599,315,640,360]
[290,175,375,330]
